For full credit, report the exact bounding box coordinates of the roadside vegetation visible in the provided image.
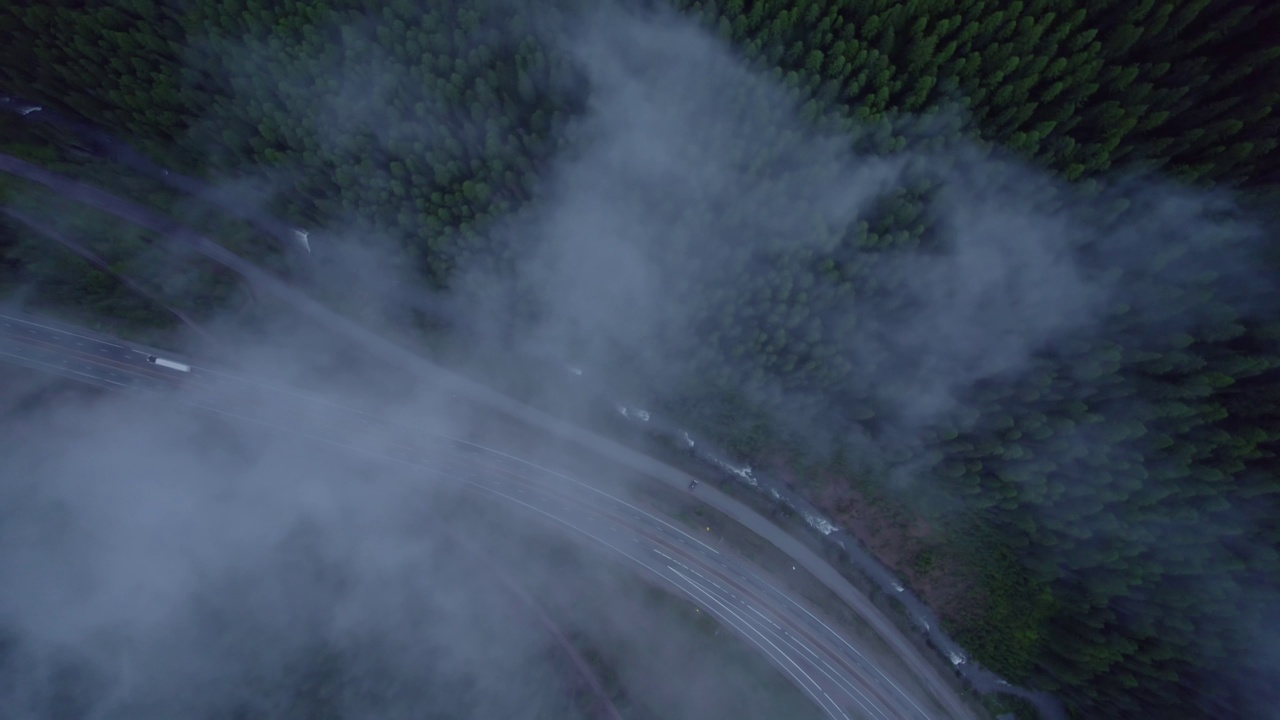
[983,692,1041,720]
[2,2,1279,719]
[0,174,250,331]
[0,112,291,274]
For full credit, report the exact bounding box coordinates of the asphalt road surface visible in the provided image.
[0,310,960,720]
[0,153,983,719]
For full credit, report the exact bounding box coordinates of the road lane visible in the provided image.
[0,313,933,720]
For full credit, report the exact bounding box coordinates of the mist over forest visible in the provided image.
[2,1,1279,719]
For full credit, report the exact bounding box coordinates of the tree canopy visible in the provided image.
[2,1,1278,718]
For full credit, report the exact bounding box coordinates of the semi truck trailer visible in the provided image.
[146,355,191,372]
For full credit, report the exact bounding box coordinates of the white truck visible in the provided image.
[146,355,191,372]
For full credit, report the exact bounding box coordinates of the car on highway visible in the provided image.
[146,355,191,372]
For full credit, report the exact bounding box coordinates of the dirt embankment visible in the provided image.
[763,457,982,625]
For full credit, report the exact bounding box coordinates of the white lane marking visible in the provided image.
[738,564,932,720]
[639,558,859,715]
[0,313,129,349]
[662,569,835,718]
[746,603,784,631]
[739,601,892,720]
[653,548,679,566]
[0,349,129,388]
[666,566,850,720]
[667,551,886,720]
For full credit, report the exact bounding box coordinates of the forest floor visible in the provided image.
[774,461,980,625]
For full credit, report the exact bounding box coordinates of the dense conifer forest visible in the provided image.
[2,1,1279,718]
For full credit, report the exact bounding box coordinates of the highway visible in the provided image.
[0,310,951,720]
[0,151,983,720]
[2,90,1070,720]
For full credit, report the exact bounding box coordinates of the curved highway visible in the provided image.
[0,152,985,719]
[3,92,1069,720]
[0,310,956,720]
